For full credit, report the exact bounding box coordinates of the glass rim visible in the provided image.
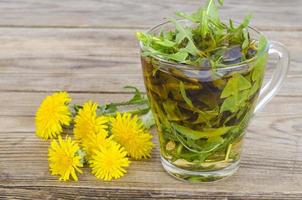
[139,19,269,71]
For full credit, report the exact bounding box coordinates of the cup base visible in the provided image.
[160,156,239,183]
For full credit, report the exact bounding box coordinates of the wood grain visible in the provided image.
[0,0,301,30]
[0,92,300,117]
[1,91,302,199]
[0,28,300,94]
[0,28,301,74]
[1,187,301,200]
[0,0,301,199]
[2,94,302,133]
[1,115,302,198]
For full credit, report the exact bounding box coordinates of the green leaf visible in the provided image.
[200,10,209,38]
[198,136,225,152]
[179,81,193,108]
[141,46,163,58]
[169,18,192,44]
[124,86,146,104]
[98,103,118,115]
[242,31,249,49]
[162,100,186,121]
[162,100,189,121]
[163,31,175,41]
[248,83,259,97]
[221,73,251,98]
[97,85,150,116]
[205,0,221,25]
[169,18,200,56]
[155,39,176,48]
[137,0,254,66]
[256,35,268,57]
[136,31,176,48]
[217,0,224,6]
[220,73,252,113]
[192,111,218,124]
[176,0,223,25]
[220,89,250,113]
[220,96,237,113]
[248,36,268,97]
[139,110,155,129]
[240,14,252,29]
[172,123,233,140]
[229,19,235,30]
[250,36,268,83]
[143,47,187,63]
[197,95,219,109]
[178,135,224,154]
[252,54,267,83]
[248,40,268,97]
[180,42,199,56]
[136,32,150,44]
[167,51,188,62]
[176,11,200,22]
[227,14,252,46]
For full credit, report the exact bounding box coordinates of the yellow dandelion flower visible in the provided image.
[90,140,130,181]
[82,132,113,159]
[111,113,153,160]
[73,101,108,143]
[48,136,83,181]
[35,92,71,139]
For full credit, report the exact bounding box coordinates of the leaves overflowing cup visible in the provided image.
[137,0,289,182]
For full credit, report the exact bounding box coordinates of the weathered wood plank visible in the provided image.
[0,0,301,30]
[0,0,300,198]
[0,28,300,94]
[1,187,301,200]
[0,92,300,117]
[0,28,300,74]
[0,89,301,198]
[0,74,300,95]
[1,113,302,197]
[0,187,301,200]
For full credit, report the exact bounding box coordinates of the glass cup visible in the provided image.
[139,20,290,182]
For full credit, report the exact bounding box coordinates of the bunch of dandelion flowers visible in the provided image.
[36,92,153,182]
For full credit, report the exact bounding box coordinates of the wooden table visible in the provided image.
[0,0,301,199]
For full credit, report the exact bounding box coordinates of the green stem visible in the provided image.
[104,107,150,117]
[224,143,232,161]
[106,99,149,107]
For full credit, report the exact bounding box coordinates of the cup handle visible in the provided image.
[254,41,290,113]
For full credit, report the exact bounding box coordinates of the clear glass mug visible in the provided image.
[139,20,290,182]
